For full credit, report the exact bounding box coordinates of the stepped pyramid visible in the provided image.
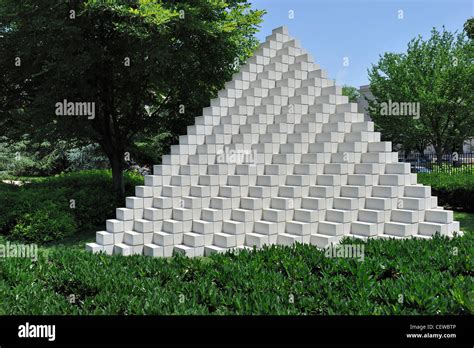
[86,26,460,257]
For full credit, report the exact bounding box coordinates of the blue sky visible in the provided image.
[250,0,472,88]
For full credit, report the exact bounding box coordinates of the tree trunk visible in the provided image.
[416,144,425,156]
[110,152,125,199]
[434,145,444,165]
[93,114,126,198]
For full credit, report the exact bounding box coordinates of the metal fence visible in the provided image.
[398,153,474,174]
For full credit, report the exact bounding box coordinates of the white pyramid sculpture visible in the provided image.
[86,26,460,257]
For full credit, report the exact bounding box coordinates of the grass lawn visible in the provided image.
[0,212,472,315]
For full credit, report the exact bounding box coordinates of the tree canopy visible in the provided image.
[367,26,473,158]
[341,85,360,103]
[464,17,473,39]
[0,0,264,195]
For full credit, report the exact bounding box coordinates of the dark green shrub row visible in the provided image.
[10,202,77,243]
[417,173,474,212]
[0,232,472,315]
[0,170,143,244]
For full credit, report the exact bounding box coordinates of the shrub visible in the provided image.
[0,138,110,177]
[0,228,472,315]
[131,132,175,167]
[417,173,474,212]
[0,139,71,177]
[0,170,144,243]
[10,202,76,243]
[65,144,109,172]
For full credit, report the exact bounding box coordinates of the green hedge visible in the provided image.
[10,202,77,243]
[0,233,472,315]
[417,173,474,212]
[0,170,143,244]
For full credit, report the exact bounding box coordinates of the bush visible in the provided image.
[0,170,144,244]
[10,203,76,243]
[65,144,109,172]
[0,228,472,314]
[0,138,110,177]
[0,139,70,177]
[131,132,175,167]
[417,172,474,212]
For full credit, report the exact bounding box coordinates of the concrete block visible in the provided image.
[87,25,456,258]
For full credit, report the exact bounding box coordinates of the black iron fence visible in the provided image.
[398,153,474,174]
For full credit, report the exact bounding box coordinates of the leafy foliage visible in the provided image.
[464,17,473,39]
[0,0,265,195]
[341,85,360,103]
[10,202,76,243]
[129,132,175,167]
[0,138,108,178]
[367,27,473,156]
[0,170,143,243]
[0,222,472,314]
[418,172,474,212]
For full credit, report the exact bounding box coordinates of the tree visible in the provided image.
[367,27,473,160]
[464,17,473,39]
[341,85,360,103]
[0,0,264,197]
